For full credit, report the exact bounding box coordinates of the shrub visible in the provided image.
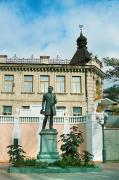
[7,147,49,168]
[53,156,81,168]
[18,158,48,168]
[7,144,26,166]
[59,126,84,158]
[81,150,94,166]
[58,126,94,167]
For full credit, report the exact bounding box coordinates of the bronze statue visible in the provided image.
[41,86,57,129]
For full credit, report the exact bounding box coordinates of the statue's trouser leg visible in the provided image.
[49,115,53,129]
[42,116,48,129]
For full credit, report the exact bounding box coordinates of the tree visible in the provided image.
[103,84,119,102]
[103,57,119,83]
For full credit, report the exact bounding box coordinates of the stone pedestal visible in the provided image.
[37,129,59,163]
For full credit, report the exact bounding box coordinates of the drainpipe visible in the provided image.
[85,69,88,113]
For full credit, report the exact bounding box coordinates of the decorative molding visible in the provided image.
[0,64,105,78]
[21,92,35,94]
[70,93,84,95]
[55,93,68,95]
[1,92,14,94]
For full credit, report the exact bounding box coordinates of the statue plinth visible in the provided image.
[37,129,59,163]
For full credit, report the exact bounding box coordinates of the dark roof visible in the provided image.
[69,32,91,65]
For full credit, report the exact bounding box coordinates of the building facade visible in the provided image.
[0,32,105,116]
[0,31,106,162]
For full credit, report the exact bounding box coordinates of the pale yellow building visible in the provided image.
[0,32,105,116]
[0,31,106,162]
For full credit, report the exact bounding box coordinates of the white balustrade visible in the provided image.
[0,115,86,124]
[7,58,70,64]
[0,115,14,123]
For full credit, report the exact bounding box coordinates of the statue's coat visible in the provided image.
[42,93,57,116]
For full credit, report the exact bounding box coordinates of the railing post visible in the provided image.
[63,116,70,134]
[12,108,20,145]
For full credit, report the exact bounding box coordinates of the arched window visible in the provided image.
[95,80,101,99]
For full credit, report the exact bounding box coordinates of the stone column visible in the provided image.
[86,113,103,161]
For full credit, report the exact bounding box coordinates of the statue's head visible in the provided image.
[48,86,53,93]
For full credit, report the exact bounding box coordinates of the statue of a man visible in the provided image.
[41,86,57,129]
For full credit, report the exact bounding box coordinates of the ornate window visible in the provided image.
[73,107,82,116]
[24,75,33,92]
[40,75,49,93]
[71,76,81,93]
[3,106,12,115]
[56,76,65,93]
[4,75,14,92]
[95,80,101,99]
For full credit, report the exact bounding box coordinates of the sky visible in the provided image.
[0,0,118,87]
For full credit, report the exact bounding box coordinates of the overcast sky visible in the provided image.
[0,0,118,88]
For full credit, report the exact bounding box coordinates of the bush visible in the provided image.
[59,126,84,158]
[58,126,94,167]
[81,150,94,166]
[7,126,94,168]
[53,156,81,168]
[7,144,26,166]
[18,158,48,168]
[18,158,36,167]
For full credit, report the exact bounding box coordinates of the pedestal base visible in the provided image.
[37,129,59,163]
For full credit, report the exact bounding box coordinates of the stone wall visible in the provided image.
[0,123,87,162]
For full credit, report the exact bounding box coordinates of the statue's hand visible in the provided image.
[40,109,45,115]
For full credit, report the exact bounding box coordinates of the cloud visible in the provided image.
[0,0,119,62]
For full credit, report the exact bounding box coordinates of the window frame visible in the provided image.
[73,107,82,116]
[56,106,66,116]
[23,75,33,93]
[3,106,12,115]
[40,75,49,93]
[56,106,66,111]
[22,106,30,109]
[71,76,81,94]
[56,75,65,93]
[4,75,14,93]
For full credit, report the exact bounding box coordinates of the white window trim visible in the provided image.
[71,76,81,94]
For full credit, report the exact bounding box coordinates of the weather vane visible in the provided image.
[79,24,83,32]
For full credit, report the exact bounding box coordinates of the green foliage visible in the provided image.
[7,150,49,168]
[51,155,94,168]
[7,126,94,168]
[103,57,119,82]
[17,158,36,167]
[15,158,48,168]
[81,150,94,166]
[7,144,49,168]
[53,156,81,168]
[58,126,94,167]
[104,84,119,102]
[7,144,26,166]
[59,126,84,158]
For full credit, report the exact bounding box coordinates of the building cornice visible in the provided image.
[0,63,105,78]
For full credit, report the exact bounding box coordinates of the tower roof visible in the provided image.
[77,31,87,47]
[69,31,91,65]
